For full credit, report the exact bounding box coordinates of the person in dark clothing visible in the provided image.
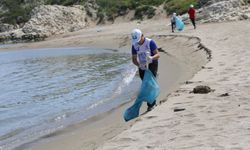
[188,4,196,29]
[171,13,177,32]
[131,29,160,111]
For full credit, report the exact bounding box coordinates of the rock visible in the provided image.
[194,0,250,23]
[0,24,19,32]
[85,2,98,20]
[193,85,212,94]
[198,0,211,7]
[0,33,11,42]
[7,29,25,42]
[0,29,46,43]
[241,13,249,19]
[219,93,230,97]
[22,5,87,37]
[0,4,89,43]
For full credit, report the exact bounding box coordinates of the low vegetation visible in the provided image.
[0,0,33,25]
[46,0,87,6]
[244,0,250,4]
[164,0,198,15]
[0,0,200,25]
[95,0,165,21]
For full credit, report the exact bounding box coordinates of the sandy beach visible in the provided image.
[1,18,250,149]
[97,20,250,149]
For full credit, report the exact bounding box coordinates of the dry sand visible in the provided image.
[97,21,250,149]
[2,19,249,149]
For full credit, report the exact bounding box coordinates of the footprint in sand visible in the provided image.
[194,124,205,127]
[221,53,227,57]
[218,62,225,66]
[219,37,229,41]
[186,118,200,124]
[166,121,181,128]
[179,134,195,140]
[120,137,138,142]
[196,105,206,109]
[145,116,158,119]
[187,95,195,98]
[183,113,196,118]
[218,77,229,82]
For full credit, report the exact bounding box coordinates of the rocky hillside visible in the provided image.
[23,5,87,37]
[197,0,250,23]
[0,5,91,43]
[180,0,250,23]
[0,0,249,43]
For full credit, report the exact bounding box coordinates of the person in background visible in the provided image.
[131,29,160,111]
[188,4,196,29]
[171,13,177,32]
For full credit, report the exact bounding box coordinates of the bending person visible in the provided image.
[131,29,160,111]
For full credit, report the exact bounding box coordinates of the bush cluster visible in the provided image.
[0,0,33,25]
[46,0,87,6]
[243,0,250,4]
[95,0,166,21]
[1,0,200,25]
[134,5,156,20]
[164,0,198,15]
[0,0,87,25]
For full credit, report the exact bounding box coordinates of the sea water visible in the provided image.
[0,47,140,150]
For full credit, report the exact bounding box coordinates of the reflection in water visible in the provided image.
[0,48,139,150]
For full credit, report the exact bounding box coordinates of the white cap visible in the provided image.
[190,4,194,8]
[173,13,176,16]
[131,29,142,44]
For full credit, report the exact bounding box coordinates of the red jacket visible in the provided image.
[188,8,196,19]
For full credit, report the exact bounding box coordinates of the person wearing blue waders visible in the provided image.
[131,29,160,111]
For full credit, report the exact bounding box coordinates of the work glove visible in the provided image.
[146,55,153,64]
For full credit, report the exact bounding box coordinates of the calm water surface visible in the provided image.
[0,47,139,150]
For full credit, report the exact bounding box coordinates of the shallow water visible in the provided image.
[0,47,140,150]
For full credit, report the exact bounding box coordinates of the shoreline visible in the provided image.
[12,22,206,150]
[24,34,207,150]
[1,20,208,150]
[2,21,245,150]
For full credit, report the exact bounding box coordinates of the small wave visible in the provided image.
[114,65,137,95]
[86,64,137,111]
[0,48,138,149]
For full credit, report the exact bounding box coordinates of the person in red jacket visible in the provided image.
[188,4,196,29]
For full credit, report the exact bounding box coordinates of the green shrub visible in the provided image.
[1,0,202,25]
[134,5,156,20]
[1,0,33,25]
[243,0,250,4]
[95,0,165,21]
[97,10,105,24]
[1,0,89,25]
[45,0,87,6]
[164,0,198,15]
[138,0,165,6]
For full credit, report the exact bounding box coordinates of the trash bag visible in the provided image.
[124,69,160,121]
[176,17,184,31]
